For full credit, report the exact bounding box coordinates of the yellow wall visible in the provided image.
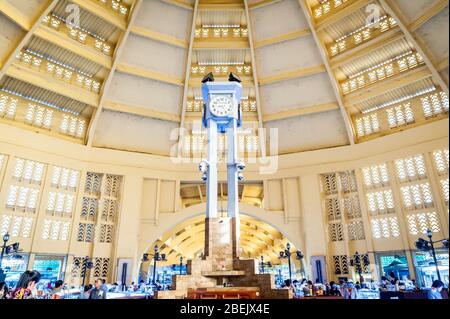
[0,118,448,284]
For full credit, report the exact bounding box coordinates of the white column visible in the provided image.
[227,119,239,218]
[206,119,218,218]
[113,174,143,284]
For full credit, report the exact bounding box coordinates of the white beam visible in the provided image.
[103,100,180,122]
[249,0,282,10]
[254,28,311,48]
[259,64,326,85]
[263,102,339,122]
[116,63,184,86]
[131,26,189,48]
[409,0,449,32]
[161,0,194,10]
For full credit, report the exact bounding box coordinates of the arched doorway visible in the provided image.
[137,202,306,286]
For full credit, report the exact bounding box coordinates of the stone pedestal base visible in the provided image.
[155,258,292,299]
[155,217,291,299]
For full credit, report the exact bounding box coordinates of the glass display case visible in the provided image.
[376,252,410,280]
[357,289,380,299]
[32,254,67,289]
[412,249,449,288]
[1,253,29,287]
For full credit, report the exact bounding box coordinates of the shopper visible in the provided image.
[51,280,64,299]
[89,278,107,299]
[139,280,146,291]
[10,270,41,299]
[101,278,108,293]
[428,280,445,299]
[0,282,10,299]
[343,281,358,299]
[338,279,346,296]
[329,281,341,296]
[379,276,389,291]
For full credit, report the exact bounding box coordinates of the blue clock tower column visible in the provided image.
[201,81,243,268]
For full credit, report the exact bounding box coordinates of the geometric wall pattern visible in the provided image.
[371,217,401,239]
[70,171,122,283]
[348,220,365,241]
[329,222,344,242]
[333,255,349,275]
[406,211,440,235]
[433,148,449,207]
[94,258,110,278]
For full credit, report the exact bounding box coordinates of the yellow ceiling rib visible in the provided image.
[86,0,144,146]
[263,102,340,122]
[315,0,372,32]
[297,0,355,145]
[198,3,245,10]
[0,1,32,30]
[355,114,448,144]
[0,0,60,82]
[184,111,258,123]
[103,100,181,122]
[6,62,99,107]
[189,78,255,87]
[188,74,253,85]
[0,118,85,144]
[259,64,326,85]
[248,0,283,10]
[437,56,449,72]
[131,26,189,48]
[34,25,113,69]
[254,28,311,48]
[70,0,127,31]
[379,0,449,94]
[343,65,432,106]
[161,0,195,10]
[329,27,404,70]
[116,63,184,86]
[409,0,449,32]
[193,38,250,49]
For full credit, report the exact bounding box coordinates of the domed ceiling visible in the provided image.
[0,0,448,157]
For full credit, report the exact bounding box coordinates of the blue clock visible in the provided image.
[202,82,242,133]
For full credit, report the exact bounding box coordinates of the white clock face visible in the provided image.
[209,95,233,117]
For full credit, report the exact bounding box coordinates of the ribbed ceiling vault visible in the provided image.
[0,0,448,155]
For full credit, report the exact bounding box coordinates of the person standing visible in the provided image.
[428,280,445,299]
[10,270,41,299]
[89,278,107,299]
[0,282,10,299]
[51,280,64,299]
[343,281,359,299]
[101,279,108,293]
